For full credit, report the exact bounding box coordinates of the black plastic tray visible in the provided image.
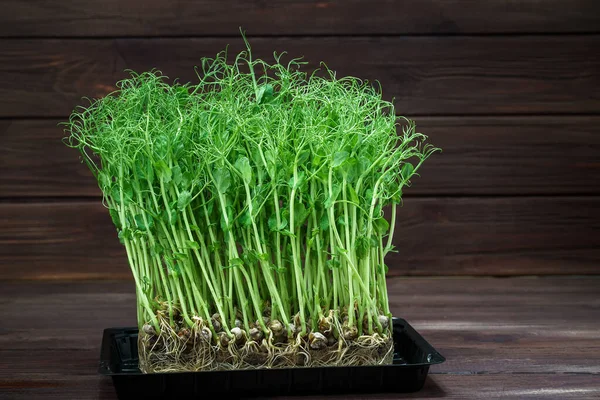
[99,317,444,398]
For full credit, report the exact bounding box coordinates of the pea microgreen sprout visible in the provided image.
[64,36,439,372]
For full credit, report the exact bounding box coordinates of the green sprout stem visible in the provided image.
[63,36,439,355]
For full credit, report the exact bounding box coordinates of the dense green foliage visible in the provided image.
[64,39,438,342]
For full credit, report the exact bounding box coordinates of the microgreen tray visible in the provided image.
[99,317,444,398]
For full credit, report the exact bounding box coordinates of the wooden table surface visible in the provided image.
[1,1,599,399]
[1,276,599,399]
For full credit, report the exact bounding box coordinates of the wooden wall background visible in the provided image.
[1,0,599,281]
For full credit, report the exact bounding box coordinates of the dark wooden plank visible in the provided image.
[0,278,599,399]
[0,36,598,118]
[415,116,600,196]
[1,0,599,37]
[1,278,598,372]
[1,197,598,280]
[0,202,130,280]
[0,119,99,198]
[3,116,600,198]
[388,277,600,375]
[386,196,600,276]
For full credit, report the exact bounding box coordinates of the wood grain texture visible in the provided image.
[1,197,598,280]
[385,196,600,276]
[1,0,599,396]
[0,119,98,198]
[1,36,598,118]
[0,202,129,280]
[1,278,599,399]
[415,116,600,196]
[1,0,599,37]
[3,116,600,198]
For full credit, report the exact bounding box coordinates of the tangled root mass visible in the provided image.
[139,310,393,372]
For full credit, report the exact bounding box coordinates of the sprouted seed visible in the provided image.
[63,34,439,372]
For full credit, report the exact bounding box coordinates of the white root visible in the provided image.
[138,312,393,373]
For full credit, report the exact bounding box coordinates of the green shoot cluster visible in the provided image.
[64,40,438,341]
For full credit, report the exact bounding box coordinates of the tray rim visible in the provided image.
[99,317,445,376]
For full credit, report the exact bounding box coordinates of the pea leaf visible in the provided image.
[109,208,121,229]
[203,199,214,216]
[173,142,185,160]
[229,257,244,266]
[256,84,274,104]
[356,235,370,259]
[370,235,379,247]
[154,135,169,159]
[220,205,233,231]
[358,156,371,175]
[142,276,151,293]
[310,227,320,240]
[332,151,349,168]
[324,184,341,209]
[319,213,329,231]
[268,214,288,232]
[172,164,183,186]
[177,190,192,211]
[150,244,164,258]
[312,153,324,168]
[164,256,180,277]
[348,185,359,204]
[373,217,390,235]
[131,180,141,194]
[173,252,188,262]
[118,228,133,244]
[146,161,155,184]
[251,184,269,214]
[213,168,231,194]
[98,171,112,191]
[264,149,277,178]
[374,202,383,217]
[239,210,252,227]
[287,171,306,190]
[379,264,389,274]
[279,229,296,238]
[235,156,253,184]
[186,240,200,250]
[135,160,154,184]
[326,257,340,270]
[162,207,177,226]
[345,157,359,182]
[269,263,279,271]
[294,202,310,226]
[155,160,172,183]
[268,214,278,231]
[297,149,310,165]
[401,162,414,181]
[132,229,146,238]
[122,183,133,203]
[365,188,374,204]
[111,183,133,205]
[134,214,154,231]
